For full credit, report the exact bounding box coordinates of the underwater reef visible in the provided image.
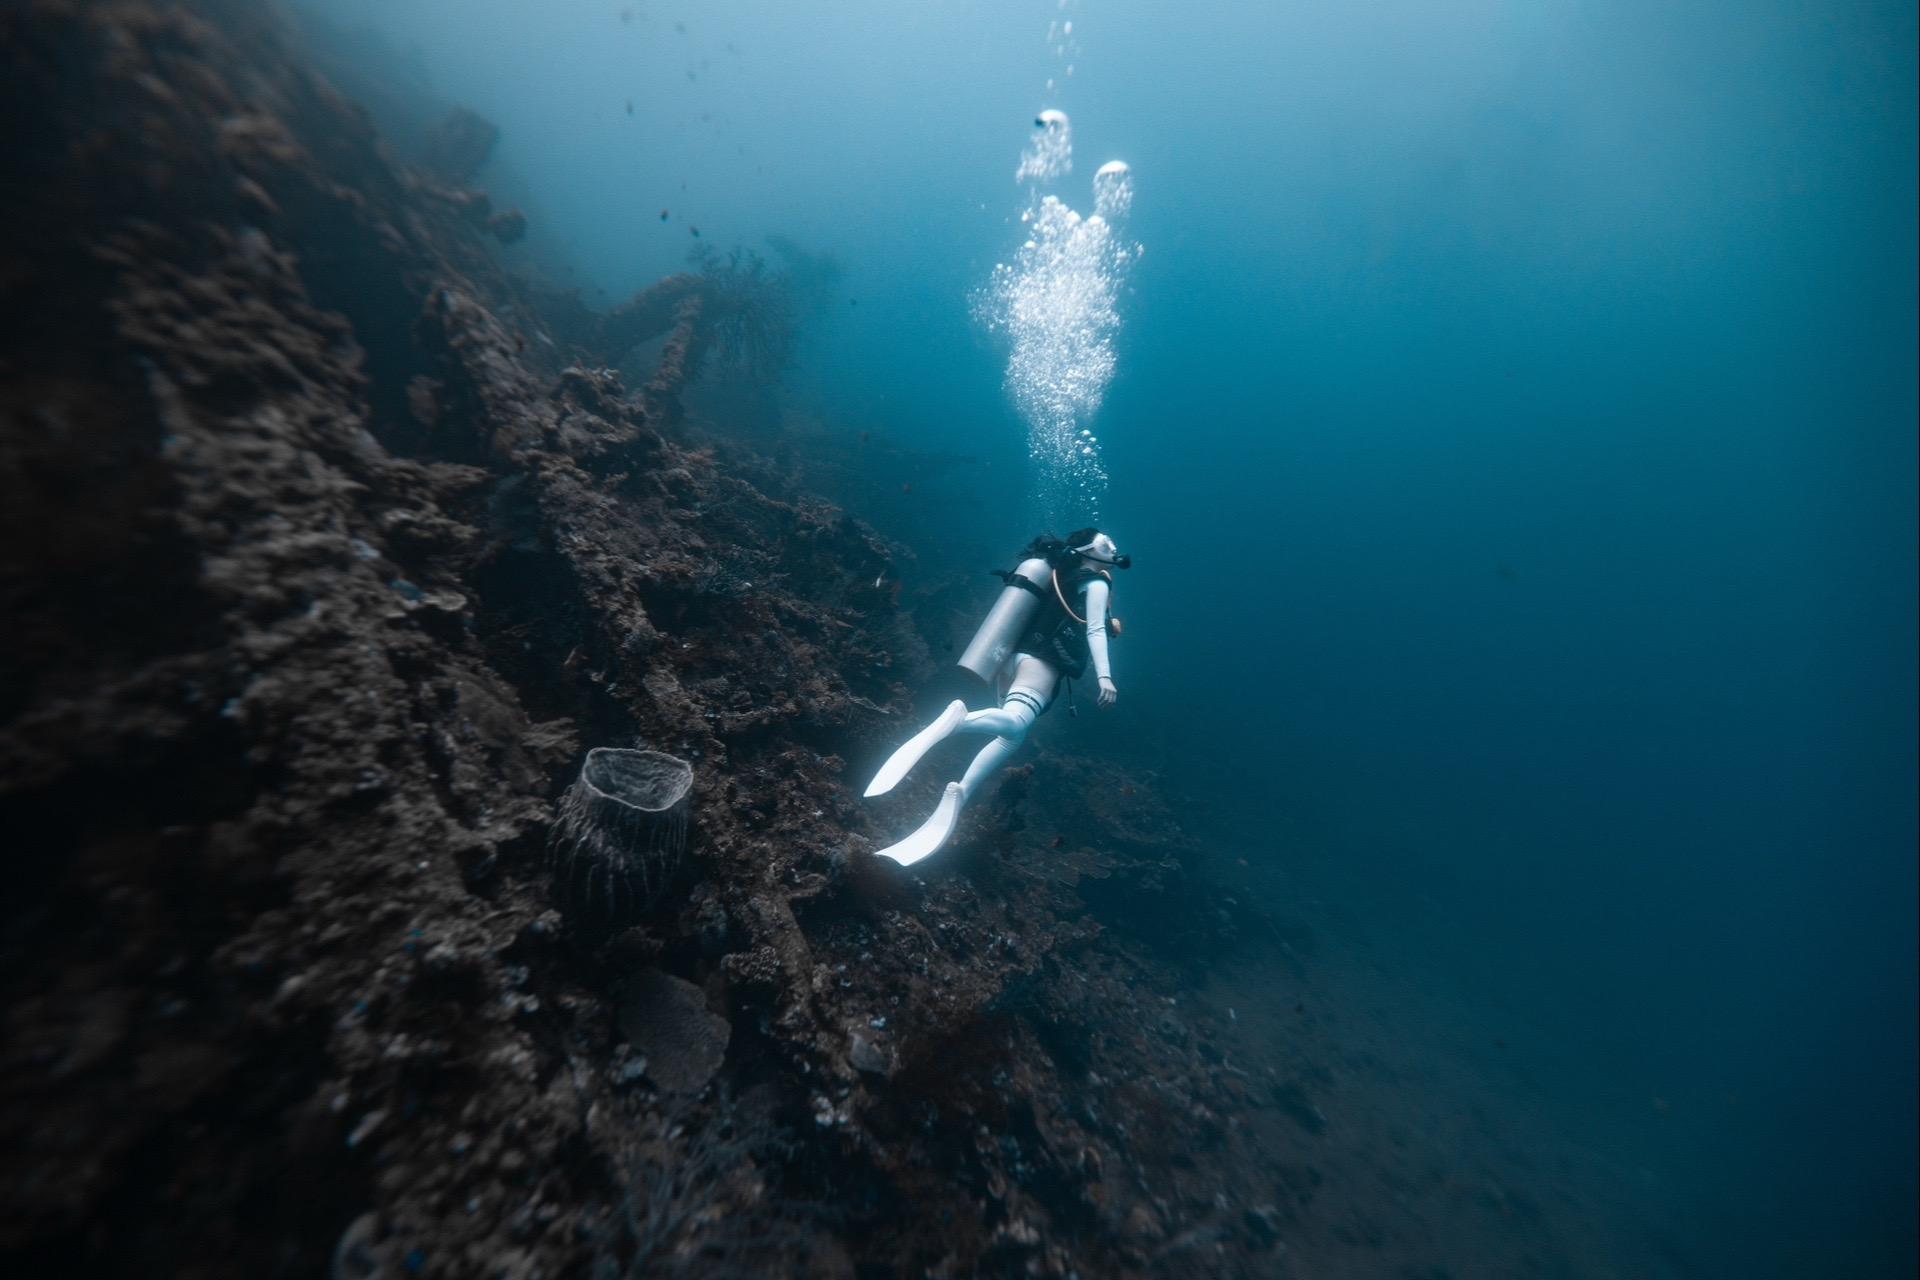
[0,4,1645,1278]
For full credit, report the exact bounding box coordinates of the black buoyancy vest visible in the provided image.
[1017,563,1109,679]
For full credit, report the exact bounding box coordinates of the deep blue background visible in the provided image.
[306,2,1916,1273]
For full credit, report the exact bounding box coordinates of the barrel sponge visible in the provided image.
[549,748,694,916]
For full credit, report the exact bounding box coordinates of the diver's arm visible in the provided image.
[1083,578,1117,706]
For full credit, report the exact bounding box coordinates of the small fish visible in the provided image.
[626,99,634,115]
[620,8,632,23]
[858,431,870,443]
[872,574,885,589]
[689,225,700,237]
[849,297,858,306]
[674,20,686,34]
[1294,1002,1306,1015]
[1050,836,1065,848]
[514,334,526,353]
[900,482,912,494]
[659,209,669,221]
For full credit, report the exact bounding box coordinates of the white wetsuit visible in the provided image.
[865,569,1115,865]
[955,575,1112,802]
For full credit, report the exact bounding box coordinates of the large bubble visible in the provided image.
[1016,108,1072,185]
[1093,160,1133,221]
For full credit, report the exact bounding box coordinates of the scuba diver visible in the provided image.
[864,528,1130,865]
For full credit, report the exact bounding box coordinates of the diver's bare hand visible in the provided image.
[1097,677,1118,707]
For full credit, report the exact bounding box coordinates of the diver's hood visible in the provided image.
[1073,532,1132,570]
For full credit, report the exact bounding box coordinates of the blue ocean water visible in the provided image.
[304,2,1916,1274]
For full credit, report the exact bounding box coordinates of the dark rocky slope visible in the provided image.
[0,5,1261,1277]
[0,5,1640,1279]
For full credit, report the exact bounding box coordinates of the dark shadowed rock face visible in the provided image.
[486,207,528,245]
[0,5,1618,1280]
[423,106,499,185]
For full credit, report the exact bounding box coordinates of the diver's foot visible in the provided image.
[863,700,967,798]
[874,782,965,867]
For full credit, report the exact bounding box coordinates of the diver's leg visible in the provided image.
[957,736,1021,804]
[865,654,1055,798]
[959,656,1056,802]
[955,653,1057,738]
[874,658,1057,865]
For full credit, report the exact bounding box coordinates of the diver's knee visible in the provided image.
[1001,689,1042,740]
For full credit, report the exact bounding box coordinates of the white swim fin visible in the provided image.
[863,700,967,798]
[874,783,965,867]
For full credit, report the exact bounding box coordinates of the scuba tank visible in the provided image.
[956,556,1052,681]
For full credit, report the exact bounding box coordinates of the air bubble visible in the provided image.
[1093,161,1134,221]
[977,171,1140,524]
[1017,110,1072,184]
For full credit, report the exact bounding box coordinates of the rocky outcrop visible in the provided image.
[422,106,500,185]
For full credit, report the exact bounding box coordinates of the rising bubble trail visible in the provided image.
[978,7,1140,528]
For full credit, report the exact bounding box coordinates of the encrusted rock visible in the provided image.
[616,970,728,1093]
[721,944,780,988]
[847,1030,892,1077]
